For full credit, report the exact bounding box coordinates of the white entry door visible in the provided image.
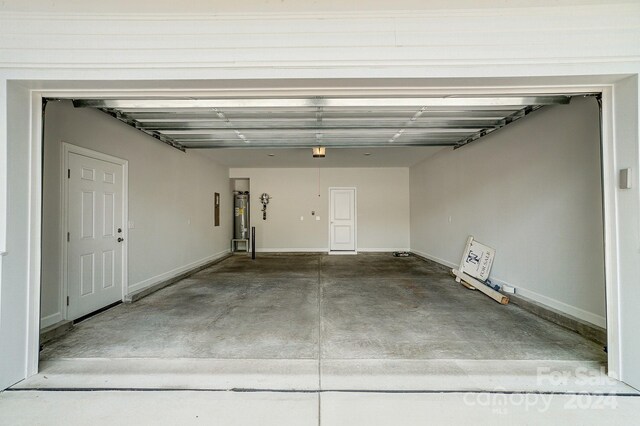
[329,188,356,251]
[66,150,125,320]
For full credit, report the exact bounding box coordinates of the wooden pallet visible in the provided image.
[452,268,509,305]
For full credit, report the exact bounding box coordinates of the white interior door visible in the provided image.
[67,151,124,320]
[329,188,356,251]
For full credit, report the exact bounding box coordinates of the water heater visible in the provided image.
[234,191,250,240]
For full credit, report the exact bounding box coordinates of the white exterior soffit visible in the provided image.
[69,95,587,152]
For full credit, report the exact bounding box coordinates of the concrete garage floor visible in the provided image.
[41,253,605,362]
[23,253,640,405]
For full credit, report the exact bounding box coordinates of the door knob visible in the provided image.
[117,237,124,242]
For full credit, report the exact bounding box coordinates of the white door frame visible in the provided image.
[328,187,357,254]
[15,82,626,384]
[61,143,129,320]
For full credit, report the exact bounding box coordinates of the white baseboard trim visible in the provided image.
[358,248,411,252]
[256,248,410,253]
[40,312,63,329]
[410,249,606,328]
[256,248,328,253]
[127,249,230,295]
[489,277,607,329]
[411,250,458,269]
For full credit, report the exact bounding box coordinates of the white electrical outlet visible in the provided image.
[620,168,632,189]
[128,220,135,229]
[502,284,516,294]
[300,216,304,221]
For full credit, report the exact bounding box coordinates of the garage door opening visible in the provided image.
[25,92,630,394]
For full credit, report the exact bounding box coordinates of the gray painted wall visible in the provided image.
[409,96,605,326]
[41,101,233,328]
[229,167,410,251]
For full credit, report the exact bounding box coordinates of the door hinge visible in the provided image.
[67,232,70,242]
[66,296,70,306]
[68,169,70,179]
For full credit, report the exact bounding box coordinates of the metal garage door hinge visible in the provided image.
[67,296,69,306]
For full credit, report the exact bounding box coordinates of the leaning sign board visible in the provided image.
[458,236,495,282]
[453,236,507,305]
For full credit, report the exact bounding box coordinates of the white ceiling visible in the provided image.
[199,146,446,168]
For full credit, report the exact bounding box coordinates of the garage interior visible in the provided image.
[27,92,625,392]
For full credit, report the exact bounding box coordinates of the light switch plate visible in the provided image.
[128,220,135,229]
[316,216,320,221]
[620,168,632,189]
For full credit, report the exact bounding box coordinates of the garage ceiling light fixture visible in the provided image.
[69,95,576,152]
[312,147,326,158]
